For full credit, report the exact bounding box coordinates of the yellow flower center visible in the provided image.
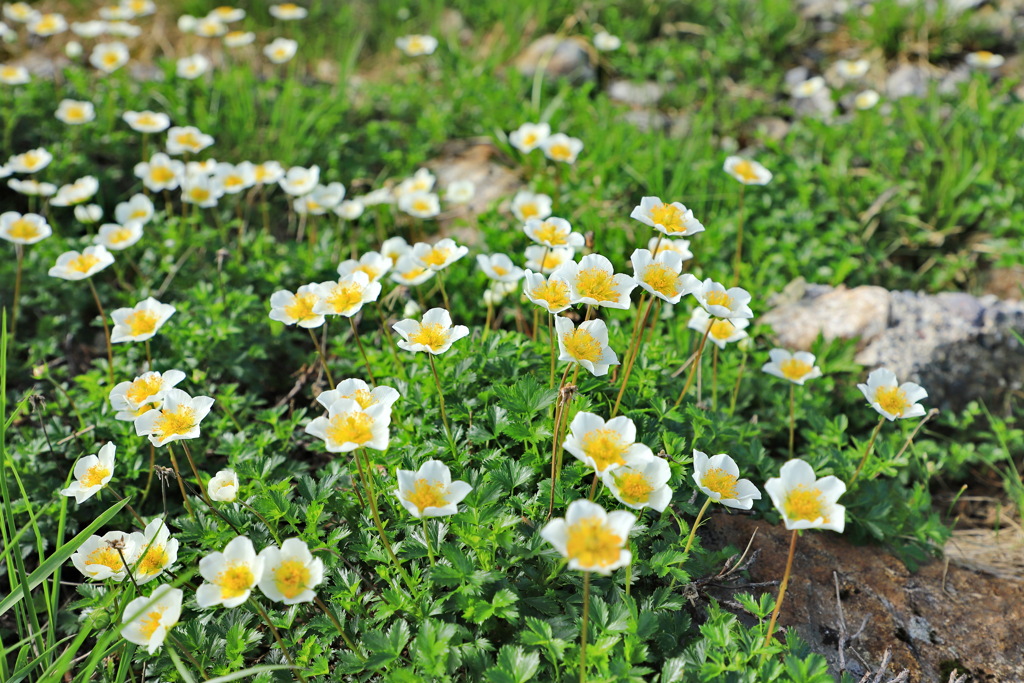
[708,319,736,341]
[532,221,568,246]
[216,562,255,599]
[404,479,448,513]
[575,267,619,303]
[86,546,124,572]
[492,265,509,276]
[81,464,111,488]
[175,132,200,148]
[150,166,176,183]
[614,471,654,504]
[2,66,18,79]
[975,50,994,61]
[409,322,449,351]
[68,253,101,274]
[136,113,157,126]
[189,187,211,202]
[125,310,160,337]
[8,218,40,240]
[649,203,683,231]
[705,290,732,308]
[225,175,244,188]
[354,264,379,280]
[522,132,537,146]
[136,544,169,578]
[273,559,311,599]
[279,3,298,10]
[731,160,759,183]
[64,105,87,121]
[324,282,365,314]
[22,152,40,168]
[875,385,909,417]
[529,280,570,310]
[154,405,197,438]
[130,208,147,220]
[701,467,739,499]
[407,37,424,53]
[126,374,164,405]
[274,47,289,59]
[642,263,679,297]
[103,52,122,67]
[565,516,623,568]
[255,167,270,182]
[325,411,374,445]
[519,202,539,219]
[398,266,428,281]
[422,247,450,267]
[780,358,813,381]
[562,328,602,364]
[109,227,135,245]
[549,143,572,161]
[137,607,167,640]
[581,428,627,472]
[346,389,376,409]
[284,291,318,322]
[784,484,827,522]
[35,15,59,32]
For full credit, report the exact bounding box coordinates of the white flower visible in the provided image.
[176,54,211,79]
[295,182,344,214]
[96,221,143,251]
[0,63,29,85]
[48,245,114,280]
[55,99,95,125]
[563,254,637,309]
[524,245,575,274]
[648,236,692,260]
[395,459,472,519]
[279,164,319,196]
[316,378,401,412]
[765,459,846,532]
[0,211,51,245]
[207,469,239,502]
[396,34,438,56]
[540,500,634,575]
[3,3,37,23]
[75,204,102,224]
[99,5,133,20]
[120,584,182,653]
[264,37,298,63]
[630,196,705,237]
[399,191,441,218]
[108,370,186,421]
[476,253,524,283]
[554,317,618,376]
[106,21,141,38]
[210,162,255,195]
[723,156,772,185]
[691,278,753,319]
[541,133,583,164]
[854,90,880,110]
[688,308,749,349]
[254,160,285,185]
[631,248,697,305]
[110,297,175,343]
[135,153,184,192]
[593,31,621,52]
[311,272,382,317]
[509,122,550,153]
[9,179,56,197]
[603,452,672,511]
[71,530,136,581]
[124,0,157,17]
[857,368,927,421]
[510,190,552,222]
[411,238,468,271]
[115,193,154,225]
[762,349,822,385]
[166,126,214,155]
[51,176,100,206]
[269,3,308,20]
[28,12,67,36]
[381,236,411,263]
[835,58,869,79]
[361,187,395,206]
[180,173,223,208]
[389,254,435,286]
[134,389,215,447]
[965,51,1004,69]
[692,451,762,510]
[523,216,584,248]
[90,42,129,73]
[335,199,365,220]
[268,285,325,328]
[193,16,227,38]
[258,538,324,604]
[128,518,179,584]
[304,397,391,452]
[337,251,391,282]
[393,307,469,355]
[177,14,198,32]
[564,411,653,474]
[196,536,264,608]
[792,76,826,98]
[523,268,573,314]
[60,442,116,503]
[71,20,107,38]
[445,179,475,204]
[224,30,255,47]
[395,168,435,197]
[7,147,52,173]
[65,40,83,58]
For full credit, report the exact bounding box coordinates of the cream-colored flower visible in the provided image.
[0,211,51,245]
[76,204,103,223]
[181,173,223,208]
[166,126,214,155]
[399,191,441,218]
[411,238,468,271]
[269,3,308,20]
[268,285,325,328]
[90,42,129,73]
[691,278,753,319]
[835,58,869,79]
[120,584,182,653]
[208,469,239,502]
[396,34,438,56]
[48,245,114,280]
[602,452,672,511]
[594,31,621,52]
[554,317,618,376]
[213,162,256,195]
[765,459,846,532]
[106,21,142,38]
[381,236,411,264]
[109,370,186,421]
[224,30,255,47]
[393,307,469,355]
[51,176,99,206]
[28,12,67,36]
[854,90,880,110]
[3,2,37,23]
[564,411,652,474]
[445,179,475,204]
[65,40,83,58]
[564,254,636,309]
[7,147,52,173]
[965,51,1004,69]
[258,538,324,604]
[541,133,583,164]
[311,272,381,318]
[337,251,391,282]
[540,499,634,575]
[55,99,94,125]
[523,268,573,314]
[510,190,552,222]
[762,349,822,385]
[71,530,136,581]
[128,518,179,584]
[631,248,698,305]
[692,450,762,510]
[857,368,927,421]
[134,389,215,447]
[135,153,184,192]
[295,181,344,214]
[115,193,155,225]
[335,199,364,220]
[395,459,472,519]
[305,397,391,452]
[524,245,575,274]
[316,378,401,412]
[394,168,436,197]
[264,37,297,63]
[476,253,524,283]
[71,20,106,38]
[278,164,319,196]
[523,216,584,249]
[792,76,826,98]
[630,196,705,237]
[99,5,133,20]
[9,179,56,197]
[254,160,285,185]
[0,63,30,85]
[196,536,264,608]
[193,16,227,38]
[723,156,772,185]
[688,308,749,349]
[648,236,693,261]
[123,0,157,17]
[509,122,550,153]
[176,54,211,79]
[60,442,116,503]
[389,254,435,286]
[110,297,175,343]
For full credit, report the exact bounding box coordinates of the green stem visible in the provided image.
[673,325,711,410]
[238,499,282,545]
[166,445,194,517]
[251,598,308,683]
[611,295,654,417]
[732,185,745,287]
[428,354,450,437]
[729,347,748,415]
[850,416,886,485]
[313,595,363,658]
[579,571,591,683]
[10,246,22,342]
[548,313,556,388]
[86,278,115,385]
[349,316,377,385]
[436,270,451,310]
[307,326,335,389]
[421,518,435,566]
[760,530,798,662]
[683,497,713,554]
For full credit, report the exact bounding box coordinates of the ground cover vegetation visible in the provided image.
[1,0,1023,681]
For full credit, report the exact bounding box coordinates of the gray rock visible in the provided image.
[608,80,664,107]
[760,283,1024,412]
[513,35,596,84]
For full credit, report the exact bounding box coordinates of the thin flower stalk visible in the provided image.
[10,246,23,340]
[611,295,654,417]
[250,597,309,683]
[547,365,573,518]
[428,354,450,437]
[86,279,115,384]
[349,317,377,385]
[682,497,713,554]
[579,571,591,683]
[851,416,886,485]
[729,346,749,415]
[732,185,745,286]
[673,326,712,409]
[307,326,335,389]
[761,530,798,661]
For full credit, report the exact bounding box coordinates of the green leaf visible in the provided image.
[484,645,540,683]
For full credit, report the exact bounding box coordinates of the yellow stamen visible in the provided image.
[548,143,572,161]
[562,328,602,364]
[705,290,732,308]
[284,291,318,322]
[649,203,684,231]
[575,267,619,303]
[614,471,653,504]
[532,221,569,246]
[780,358,813,381]
[124,309,160,337]
[565,516,623,568]
[642,263,679,297]
[701,467,739,499]
[421,247,450,267]
[325,411,374,446]
[731,160,759,183]
[529,280,570,310]
[215,563,255,600]
[784,484,827,522]
[86,547,124,572]
[519,202,539,219]
[67,253,101,274]
[8,218,40,241]
[273,559,311,599]
[136,544,169,577]
[581,428,627,472]
[404,479,448,513]
[708,319,736,341]
[324,282,364,314]
[874,385,910,417]
[409,322,449,351]
[154,405,197,438]
[81,464,110,488]
[346,389,377,409]
[137,607,167,639]
[126,374,164,406]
